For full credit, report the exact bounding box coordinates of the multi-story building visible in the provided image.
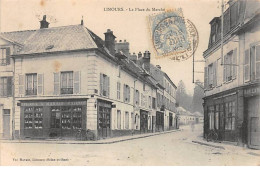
[0,16,177,140]
[150,64,177,131]
[203,0,260,149]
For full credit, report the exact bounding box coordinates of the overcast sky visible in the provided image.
[0,0,221,95]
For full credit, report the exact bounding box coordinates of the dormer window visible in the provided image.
[0,47,10,66]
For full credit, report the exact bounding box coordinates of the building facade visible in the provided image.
[203,0,260,149]
[0,16,177,140]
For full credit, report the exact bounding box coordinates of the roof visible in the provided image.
[194,111,203,117]
[0,25,98,55]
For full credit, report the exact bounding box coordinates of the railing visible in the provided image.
[61,88,73,94]
[26,89,37,95]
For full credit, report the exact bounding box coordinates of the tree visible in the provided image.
[176,80,193,112]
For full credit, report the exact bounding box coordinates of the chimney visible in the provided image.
[104,29,116,55]
[115,39,129,58]
[138,52,142,59]
[40,15,49,29]
[156,65,161,69]
[143,51,151,73]
[81,16,84,25]
[129,52,137,63]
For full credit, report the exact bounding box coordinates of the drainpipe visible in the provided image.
[11,53,15,140]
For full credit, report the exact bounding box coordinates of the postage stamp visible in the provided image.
[148,9,199,61]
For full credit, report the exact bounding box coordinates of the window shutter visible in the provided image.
[18,74,25,96]
[37,74,44,95]
[223,55,227,82]
[244,49,250,82]
[256,45,260,79]
[54,72,60,95]
[232,48,237,79]
[100,73,103,96]
[123,84,126,102]
[250,46,256,80]
[107,77,110,97]
[213,61,217,87]
[74,71,81,94]
[204,67,208,90]
[7,77,12,96]
[6,48,10,65]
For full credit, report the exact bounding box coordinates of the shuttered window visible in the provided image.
[244,49,250,82]
[26,74,37,95]
[123,84,130,103]
[117,82,121,100]
[0,47,10,66]
[251,46,256,80]
[256,45,260,79]
[100,73,110,97]
[60,71,73,94]
[135,90,140,105]
[0,77,12,97]
[204,67,208,90]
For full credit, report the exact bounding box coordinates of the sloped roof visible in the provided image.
[0,25,98,55]
[194,111,203,117]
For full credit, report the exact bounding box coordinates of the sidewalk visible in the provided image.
[1,129,181,145]
[191,136,260,156]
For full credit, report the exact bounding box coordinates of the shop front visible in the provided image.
[156,111,164,132]
[204,90,238,142]
[20,99,87,139]
[244,85,260,149]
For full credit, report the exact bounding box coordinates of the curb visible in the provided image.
[192,140,225,150]
[1,129,181,145]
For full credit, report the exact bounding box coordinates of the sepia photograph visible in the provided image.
[0,0,259,166]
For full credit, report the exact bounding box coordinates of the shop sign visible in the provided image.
[21,101,86,107]
[244,87,260,97]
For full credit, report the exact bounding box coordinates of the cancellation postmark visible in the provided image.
[148,9,199,61]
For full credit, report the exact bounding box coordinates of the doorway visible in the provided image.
[3,109,11,139]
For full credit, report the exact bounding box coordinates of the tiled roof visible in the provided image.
[1,25,98,55]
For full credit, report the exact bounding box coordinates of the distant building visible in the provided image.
[203,0,260,149]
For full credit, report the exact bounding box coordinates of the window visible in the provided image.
[148,96,151,109]
[26,74,37,95]
[208,106,214,130]
[135,90,140,105]
[0,77,12,97]
[117,82,121,100]
[100,73,110,97]
[244,45,260,81]
[152,97,156,109]
[0,47,10,66]
[125,111,129,129]
[61,71,73,94]
[215,105,219,130]
[117,110,121,129]
[224,50,237,82]
[123,84,130,102]
[225,101,235,130]
[208,62,217,88]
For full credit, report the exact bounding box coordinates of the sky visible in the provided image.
[0,0,221,95]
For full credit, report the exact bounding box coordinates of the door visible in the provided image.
[248,97,260,149]
[3,109,11,139]
[98,104,111,138]
[250,117,260,147]
[140,110,148,133]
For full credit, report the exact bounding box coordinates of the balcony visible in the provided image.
[26,89,37,96]
[61,88,73,94]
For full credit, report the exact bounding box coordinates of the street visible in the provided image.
[1,124,260,166]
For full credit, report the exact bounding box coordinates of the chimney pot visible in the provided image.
[138,52,142,59]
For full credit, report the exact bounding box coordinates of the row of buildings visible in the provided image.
[0,16,178,140]
[203,0,260,149]
[176,107,204,125]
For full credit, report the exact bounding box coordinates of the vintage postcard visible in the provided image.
[0,0,260,166]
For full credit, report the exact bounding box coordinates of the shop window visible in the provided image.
[225,102,235,130]
[26,74,37,95]
[208,106,215,130]
[0,77,12,97]
[51,107,61,128]
[24,107,43,129]
[98,106,111,129]
[215,105,219,130]
[61,71,73,94]
[0,47,10,66]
